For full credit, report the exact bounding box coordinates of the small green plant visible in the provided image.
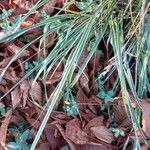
[109,127,125,138]
[97,76,119,104]
[61,145,69,150]
[0,103,10,118]
[64,87,79,117]
[7,129,32,150]
[0,9,13,31]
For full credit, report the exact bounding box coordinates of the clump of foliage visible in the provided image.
[0,0,150,149]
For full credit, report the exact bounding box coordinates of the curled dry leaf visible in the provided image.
[65,118,89,145]
[90,126,114,144]
[11,86,21,109]
[29,80,42,104]
[0,110,12,149]
[141,99,150,138]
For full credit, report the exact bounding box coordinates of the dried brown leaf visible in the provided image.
[13,0,36,10]
[141,99,150,138]
[44,32,56,50]
[76,142,113,150]
[51,112,70,124]
[113,98,131,128]
[36,143,51,150]
[141,144,148,150]
[24,28,42,41]
[11,86,21,109]
[83,116,104,133]
[89,53,101,74]
[80,110,97,122]
[92,79,99,95]
[78,49,88,66]
[0,67,20,82]
[90,126,114,144]
[44,128,66,150]
[66,118,89,145]
[40,0,65,15]
[21,18,34,28]
[46,71,62,85]
[0,111,12,149]
[7,43,29,57]
[20,80,30,107]
[76,88,88,110]
[29,81,42,104]
[56,123,76,150]
[79,73,90,94]
[9,0,17,9]
[89,95,102,105]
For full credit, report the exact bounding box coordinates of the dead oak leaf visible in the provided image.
[90,126,114,144]
[66,118,89,145]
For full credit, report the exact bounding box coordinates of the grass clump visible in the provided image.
[0,0,150,149]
